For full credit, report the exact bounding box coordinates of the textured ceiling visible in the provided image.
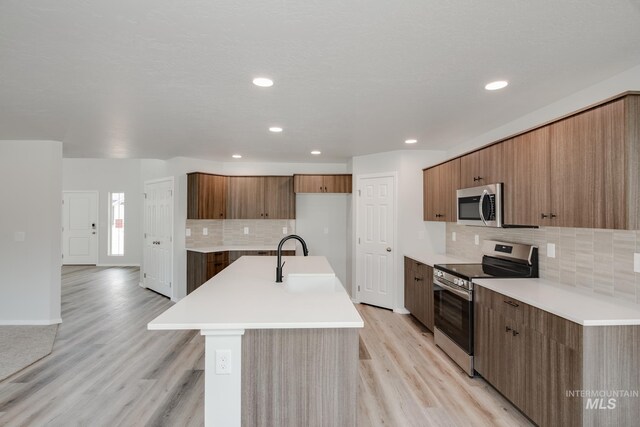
[1,0,640,162]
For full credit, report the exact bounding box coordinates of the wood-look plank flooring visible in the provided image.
[0,266,532,426]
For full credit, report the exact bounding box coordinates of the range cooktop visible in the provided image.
[435,240,539,281]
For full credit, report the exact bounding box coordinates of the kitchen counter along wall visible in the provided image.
[446,223,640,304]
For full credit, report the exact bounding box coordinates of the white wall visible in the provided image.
[140,157,351,301]
[0,140,62,324]
[351,150,448,312]
[295,194,349,288]
[449,63,640,158]
[62,159,143,266]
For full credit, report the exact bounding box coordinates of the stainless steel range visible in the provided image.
[433,240,538,376]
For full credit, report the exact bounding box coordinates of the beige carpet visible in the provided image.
[0,325,58,381]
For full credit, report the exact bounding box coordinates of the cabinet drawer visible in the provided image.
[475,286,527,323]
[523,304,581,350]
[476,286,582,350]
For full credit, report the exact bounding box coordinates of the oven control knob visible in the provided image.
[458,279,466,288]
[453,278,459,286]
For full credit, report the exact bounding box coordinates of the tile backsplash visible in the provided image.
[186,219,295,247]
[446,223,640,304]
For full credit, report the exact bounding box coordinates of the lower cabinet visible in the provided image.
[187,251,229,294]
[188,250,296,294]
[474,286,584,427]
[403,257,434,331]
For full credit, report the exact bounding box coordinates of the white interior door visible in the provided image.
[62,192,98,265]
[143,179,173,298]
[356,174,395,309]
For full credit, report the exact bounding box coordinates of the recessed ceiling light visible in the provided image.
[485,80,508,91]
[269,126,283,133]
[252,77,274,87]
[405,139,418,144]
[310,150,321,155]
[232,154,242,159]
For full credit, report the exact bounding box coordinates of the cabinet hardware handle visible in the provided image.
[415,277,422,281]
[261,213,264,216]
[505,326,511,332]
[512,330,519,337]
[219,213,223,217]
[504,300,519,308]
[325,186,327,192]
[320,186,323,191]
[541,213,549,219]
[435,214,443,218]
[473,176,484,182]
[550,213,557,218]
[265,213,269,217]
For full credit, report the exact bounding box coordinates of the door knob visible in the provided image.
[386,247,392,252]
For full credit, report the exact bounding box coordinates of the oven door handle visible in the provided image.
[478,189,488,226]
[434,278,472,301]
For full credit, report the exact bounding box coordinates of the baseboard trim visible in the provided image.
[393,308,410,315]
[139,282,147,288]
[97,263,141,267]
[351,298,360,304]
[1,318,62,326]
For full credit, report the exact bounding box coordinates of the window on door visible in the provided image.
[109,192,125,256]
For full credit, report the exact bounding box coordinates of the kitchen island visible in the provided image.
[148,255,363,427]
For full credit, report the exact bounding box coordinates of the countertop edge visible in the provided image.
[148,321,364,330]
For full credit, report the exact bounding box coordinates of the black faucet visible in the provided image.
[276,234,309,283]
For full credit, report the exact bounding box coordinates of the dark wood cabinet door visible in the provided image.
[593,98,626,229]
[549,109,599,228]
[423,167,439,221]
[502,127,551,226]
[421,264,434,331]
[323,175,352,193]
[404,258,418,315]
[263,176,295,219]
[187,173,227,219]
[227,176,265,219]
[293,175,324,193]
[439,158,461,222]
[459,143,505,189]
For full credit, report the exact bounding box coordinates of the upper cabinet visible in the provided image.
[423,158,460,222]
[459,143,506,188]
[187,173,228,219]
[227,176,295,219]
[424,94,640,230]
[293,174,352,193]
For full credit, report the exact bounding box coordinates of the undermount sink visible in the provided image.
[284,274,343,293]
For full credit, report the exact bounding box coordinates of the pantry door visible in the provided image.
[143,178,174,298]
[62,191,98,265]
[356,173,396,309]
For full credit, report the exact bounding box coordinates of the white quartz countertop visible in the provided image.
[148,256,363,330]
[473,278,640,326]
[403,252,477,267]
[186,242,296,253]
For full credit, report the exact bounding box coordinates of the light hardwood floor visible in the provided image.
[0,267,532,426]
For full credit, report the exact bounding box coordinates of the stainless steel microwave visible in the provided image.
[456,183,503,227]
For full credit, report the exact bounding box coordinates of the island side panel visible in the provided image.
[242,328,359,427]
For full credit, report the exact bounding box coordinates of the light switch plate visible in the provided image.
[185,228,191,237]
[547,243,556,258]
[474,234,479,245]
[634,253,640,273]
[244,227,249,235]
[282,227,288,235]
[452,232,456,242]
[202,227,208,236]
